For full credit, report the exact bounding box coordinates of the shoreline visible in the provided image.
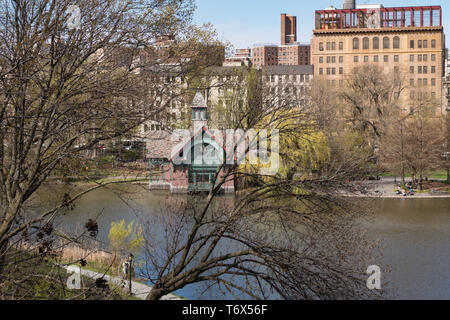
[45,175,450,199]
[360,177,450,199]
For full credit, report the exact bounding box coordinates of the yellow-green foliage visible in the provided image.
[279,126,329,176]
[108,220,144,257]
[240,108,330,180]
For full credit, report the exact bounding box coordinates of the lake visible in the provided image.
[33,184,450,300]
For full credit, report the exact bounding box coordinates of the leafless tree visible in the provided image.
[379,88,443,188]
[0,0,225,297]
[340,65,406,142]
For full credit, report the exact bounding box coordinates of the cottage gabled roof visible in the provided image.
[191,91,208,109]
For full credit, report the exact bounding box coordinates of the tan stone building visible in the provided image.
[444,50,450,113]
[311,3,445,115]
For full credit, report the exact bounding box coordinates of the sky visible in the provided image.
[193,0,450,50]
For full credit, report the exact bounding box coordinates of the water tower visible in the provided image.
[342,0,356,9]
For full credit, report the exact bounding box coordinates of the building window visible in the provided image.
[332,42,336,50]
[364,56,369,62]
[374,55,379,62]
[393,36,400,49]
[394,55,399,62]
[423,40,428,48]
[384,55,388,62]
[418,55,422,62]
[326,42,331,50]
[431,78,436,86]
[319,57,323,63]
[332,56,336,63]
[423,66,427,74]
[339,42,343,50]
[383,37,390,49]
[431,66,436,73]
[319,68,323,75]
[410,66,414,74]
[339,67,343,75]
[319,42,324,51]
[353,38,359,50]
[418,40,422,48]
[410,40,414,49]
[363,37,369,50]
[326,56,331,63]
[373,37,379,49]
[423,54,427,62]
[410,55,414,62]
[431,54,436,61]
[410,79,414,86]
[354,56,359,62]
[327,68,330,75]
[423,78,427,86]
[339,56,343,63]
[431,39,436,48]
[332,68,336,75]
[418,66,422,74]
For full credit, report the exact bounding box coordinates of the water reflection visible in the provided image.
[31,184,450,300]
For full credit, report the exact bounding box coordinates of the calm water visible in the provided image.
[365,198,450,300]
[33,184,450,300]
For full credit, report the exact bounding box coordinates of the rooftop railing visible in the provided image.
[314,6,442,31]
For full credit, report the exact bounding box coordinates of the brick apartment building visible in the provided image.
[281,14,297,44]
[252,14,311,68]
[223,49,252,67]
[311,2,445,115]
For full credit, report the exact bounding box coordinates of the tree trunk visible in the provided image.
[0,239,7,275]
[146,287,167,300]
[447,167,449,184]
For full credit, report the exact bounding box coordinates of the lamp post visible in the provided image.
[128,253,133,295]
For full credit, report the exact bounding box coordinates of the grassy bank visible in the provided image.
[381,170,449,182]
[0,253,136,300]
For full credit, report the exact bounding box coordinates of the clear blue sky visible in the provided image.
[193,0,450,49]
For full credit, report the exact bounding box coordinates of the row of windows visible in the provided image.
[268,74,311,83]
[350,37,437,50]
[410,91,437,100]
[410,78,437,86]
[269,86,308,96]
[319,42,344,51]
[409,54,437,62]
[353,55,399,63]
[319,56,344,64]
[409,66,437,74]
[318,54,437,64]
[319,67,343,75]
[409,39,437,49]
[353,37,400,50]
